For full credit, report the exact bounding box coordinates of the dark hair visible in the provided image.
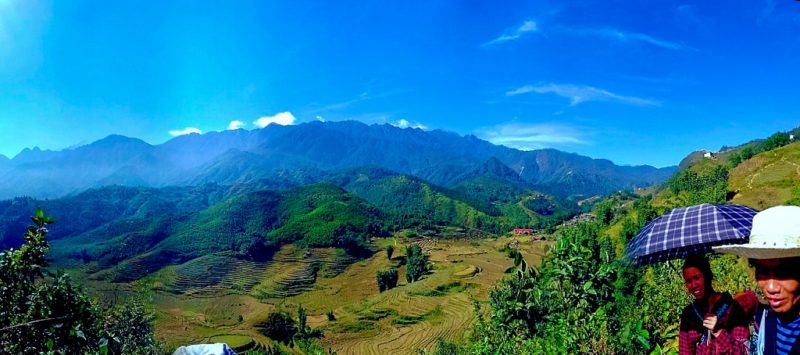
[683,255,713,285]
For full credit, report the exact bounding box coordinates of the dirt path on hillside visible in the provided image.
[747,159,777,190]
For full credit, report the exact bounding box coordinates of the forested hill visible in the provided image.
[0,121,674,199]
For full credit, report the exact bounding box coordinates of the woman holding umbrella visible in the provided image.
[626,203,761,354]
[679,255,752,354]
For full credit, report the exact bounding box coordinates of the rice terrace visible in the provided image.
[1,1,799,354]
[65,234,552,353]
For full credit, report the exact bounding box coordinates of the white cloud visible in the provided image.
[227,120,245,130]
[477,122,588,151]
[315,115,326,122]
[565,27,691,51]
[392,119,427,130]
[168,127,202,136]
[506,83,660,107]
[253,112,296,128]
[485,20,538,46]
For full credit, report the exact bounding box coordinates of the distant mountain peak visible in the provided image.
[472,157,521,179]
[90,134,151,148]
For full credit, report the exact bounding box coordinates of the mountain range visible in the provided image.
[0,121,675,200]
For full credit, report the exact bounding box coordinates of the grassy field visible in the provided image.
[71,235,551,354]
[729,141,800,209]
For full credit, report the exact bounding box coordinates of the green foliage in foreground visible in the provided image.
[465,163,754,354]
[0,209,161,354]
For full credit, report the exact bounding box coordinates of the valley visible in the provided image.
[69,236,552,354]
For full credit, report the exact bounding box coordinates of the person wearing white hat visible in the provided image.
[714,205,800,355]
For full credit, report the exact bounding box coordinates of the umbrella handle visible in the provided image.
[707,329,711,346]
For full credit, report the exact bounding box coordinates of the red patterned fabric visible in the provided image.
[678,292,753,354]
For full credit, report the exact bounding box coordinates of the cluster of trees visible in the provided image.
[728,131,793,167]
[523,195,556,216]
[405,245,429,283]
[259,306,324,353]
[0,209,161,354]
[375,244,429,292]
[376,269,399,292]
[667,165,729,205]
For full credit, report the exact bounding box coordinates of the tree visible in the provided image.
[405,245,428,283]
[386,245,395,260]
[594,200,615,225]
[260,312,297,344]
[376,269,399,292]
[728,153,743,168]
[763,132,790,151]
[297,306,308,339]
[740,146,755,160]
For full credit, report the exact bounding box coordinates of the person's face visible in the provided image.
[683,266,707,300]
[753,258,800,314]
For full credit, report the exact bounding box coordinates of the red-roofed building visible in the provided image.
[512,228,535,235]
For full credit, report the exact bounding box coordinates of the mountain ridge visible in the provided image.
[0,121,676,199]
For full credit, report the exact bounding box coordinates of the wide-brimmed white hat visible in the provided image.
[714,205,800,259]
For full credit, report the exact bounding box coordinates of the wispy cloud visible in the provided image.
[391,119,427,130]
[484,20,538,46]
[168,127,202,136]
[253,112,296,128]
[477,122,588,151]
[227,120,245,130]
[506,83,660,107]
[758,0,776,23]
[565,27,691,51]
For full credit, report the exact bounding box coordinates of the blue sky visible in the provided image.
[0,0,798,167]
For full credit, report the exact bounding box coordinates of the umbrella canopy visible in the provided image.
[626,203,758,265]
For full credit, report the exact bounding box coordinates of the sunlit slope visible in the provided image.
[728,141,800,209]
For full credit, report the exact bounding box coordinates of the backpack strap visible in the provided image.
[755,308,766,355]
[764,309,777,355]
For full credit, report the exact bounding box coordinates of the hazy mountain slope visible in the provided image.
[0,121,674,199]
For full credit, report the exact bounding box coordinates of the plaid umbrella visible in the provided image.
[626,203,758,265]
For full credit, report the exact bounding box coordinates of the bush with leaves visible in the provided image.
[0,209,160,354]
[104,301,161,354]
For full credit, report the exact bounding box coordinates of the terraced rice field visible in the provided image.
[78,237,551,353]
[286,237,551,354]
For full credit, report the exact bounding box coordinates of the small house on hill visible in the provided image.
[512,228,535,235]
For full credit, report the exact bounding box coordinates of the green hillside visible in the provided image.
[51,184,384,283]
[462,128,799,354]
[728,140,800,209]
[338,173,507,232]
